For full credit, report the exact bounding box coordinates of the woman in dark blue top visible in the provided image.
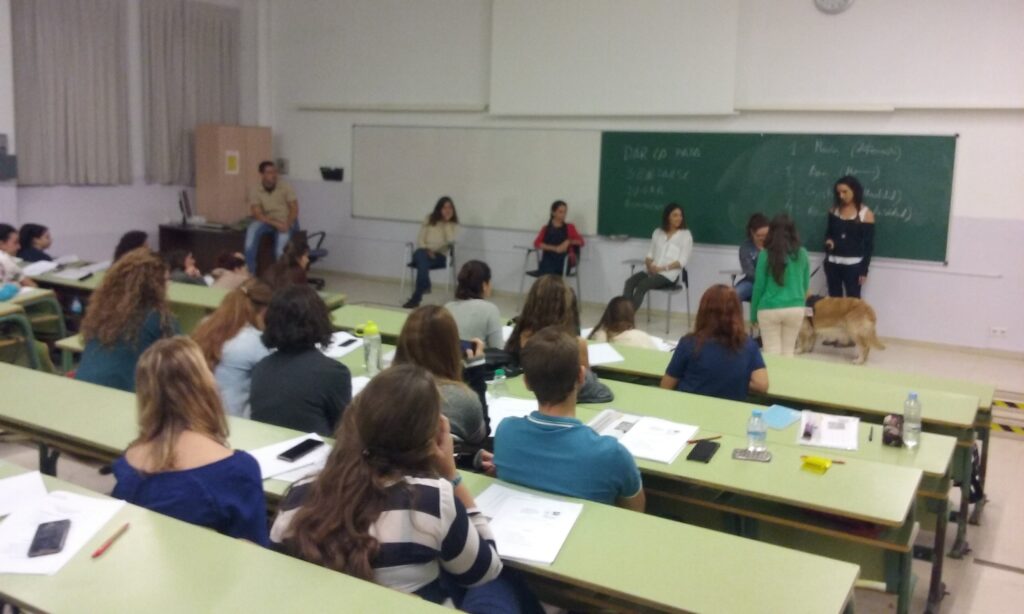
[17,224,53,262]
[112,337,268,546]
[76,249,180,391]
[824,175,876,299]
[661,284,768,402]
[532,201,585,276]
[735,213,768,302]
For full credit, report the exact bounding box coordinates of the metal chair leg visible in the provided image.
[646,292,652,325]
[685,284,691,331]
[665,292,672,335]
[516,250,532,313]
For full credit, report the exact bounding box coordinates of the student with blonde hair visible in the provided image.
[394,305,488,445]
[111,337,268,545]
[192,279,273,418]
[77,249,180,391]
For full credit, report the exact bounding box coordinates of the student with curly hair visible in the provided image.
[76,249,180,391]
[250,285,351,436]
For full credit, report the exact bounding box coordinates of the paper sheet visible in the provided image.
[249,434,332,480]
[382,349,395,368]
[797,411,859,451]
[351,375,371,397]
[0,491,124,575]
[21,261,59,277]
[586,343,625,366]
[54,255,80,266]
[486,396,537,436]
[588,409,698,464]
[763,404,801,430]
[0,471,48,517]
[475,484,582,565]
[320,331,364,359]
[501,325,514,343]
[580,327,593,338]
[649,335,677,352]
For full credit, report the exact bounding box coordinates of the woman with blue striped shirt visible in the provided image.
[271,365,538,612]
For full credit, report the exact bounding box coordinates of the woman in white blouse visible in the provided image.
[622,203,693,310]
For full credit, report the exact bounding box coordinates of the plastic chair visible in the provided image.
[624,259,690,335]
[398,242,456,305]
[515,245,582,312]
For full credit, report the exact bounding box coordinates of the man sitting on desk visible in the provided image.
[245,161,298,273]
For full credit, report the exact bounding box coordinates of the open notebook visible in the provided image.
[588,409,698,464]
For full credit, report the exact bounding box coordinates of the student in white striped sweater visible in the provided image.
[270,365,539,613]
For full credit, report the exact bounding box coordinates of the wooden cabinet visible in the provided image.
[195,125,272,224]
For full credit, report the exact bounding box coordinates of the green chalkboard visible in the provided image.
[598,132,956,262]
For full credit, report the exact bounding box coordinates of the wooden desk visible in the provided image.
[0,365,859,613]
[0,462,443,613]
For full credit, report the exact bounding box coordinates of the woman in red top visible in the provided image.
[533,200,584,276]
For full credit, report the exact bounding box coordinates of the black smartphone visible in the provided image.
[28,519,71,557]
[459,340,475,354]
[686,440,720,463]
[277,439,325,462]
[339,338,358,348]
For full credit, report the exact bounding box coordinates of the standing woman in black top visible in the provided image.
[824,176,875,299]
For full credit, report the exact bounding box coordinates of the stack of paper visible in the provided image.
[320,331,364,359]
[486,396,537,435]
[249,434,332,482]
[52,260,110,281]
[474,484,583,565]
[0,471,49,517]
[0,491,124,575]
[588,409,698,464]
[797,411,859,450]
[21,261,59,277]
[586,343,625,366]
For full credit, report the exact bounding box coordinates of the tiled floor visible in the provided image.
[3,270,1021,612]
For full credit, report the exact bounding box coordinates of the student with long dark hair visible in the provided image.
[0,223,35,287]
[271,365,537,612]
[750,215,809,356]
[661,285,768,401]
[394,305,488,445]
[735,213,769,302]
[824,175,875,299]
[588,296,660,350]
[113,230,149,262]
[622,203,693,310]
[17,224,53,262]
[532,200,584,276]
[445,260,504,349]
[403,196,459,308]
[164,250,205,286]
[263,235,310,290]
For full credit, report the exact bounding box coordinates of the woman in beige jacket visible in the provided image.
[403,197,459,308]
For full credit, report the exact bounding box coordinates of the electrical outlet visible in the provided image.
[989,327,1008,338]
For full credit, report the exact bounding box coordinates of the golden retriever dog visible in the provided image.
[797,296,885,364]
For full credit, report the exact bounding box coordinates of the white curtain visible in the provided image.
[142,0,240,186]
[11,0,133,186]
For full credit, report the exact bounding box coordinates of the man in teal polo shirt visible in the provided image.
[492,327,645,511]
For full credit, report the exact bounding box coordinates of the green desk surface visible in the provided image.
[0,462,442,613]
[0,365,859,613]
[764,355,994,411]
[460,473,858,614]
[331,304,409,338]
[337,351,923,528]
[31,269,101,291]
[592,343,980,429]
[7,288,58,306]
[0,302,26,318]
[573,379,956,480]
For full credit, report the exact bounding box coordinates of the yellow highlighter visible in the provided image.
[801,455,833,474]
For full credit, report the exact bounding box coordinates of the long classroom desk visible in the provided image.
[0,364,859,614]
[0,461,444,613]
[588,342,983,559]
[337,350,920,614]
[331,303,410,340]
[0,302,39,370]
[33,269,346,332]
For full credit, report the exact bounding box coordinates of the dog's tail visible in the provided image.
[867,330,886,350]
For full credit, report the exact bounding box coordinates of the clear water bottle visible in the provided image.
[491,369,508,398]
[747,410,767,452]
[363,321,382,376]
[70,297,83,316]
[903,392,922,449]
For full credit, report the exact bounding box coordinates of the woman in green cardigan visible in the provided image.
[750,215,809,357]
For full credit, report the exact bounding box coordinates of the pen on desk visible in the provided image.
[801,455,846,465]
[687,435,722,445]
[91,522,130,559]
[869,427,874,442]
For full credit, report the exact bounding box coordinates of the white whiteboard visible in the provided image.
[489,0,737,116]
[352,126,601,234]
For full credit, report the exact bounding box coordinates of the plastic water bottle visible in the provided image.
[903,392,922,449]
[491,369,508,398]
[70,297,83,316]
[747,410,767,452]
[363,321,382,376]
